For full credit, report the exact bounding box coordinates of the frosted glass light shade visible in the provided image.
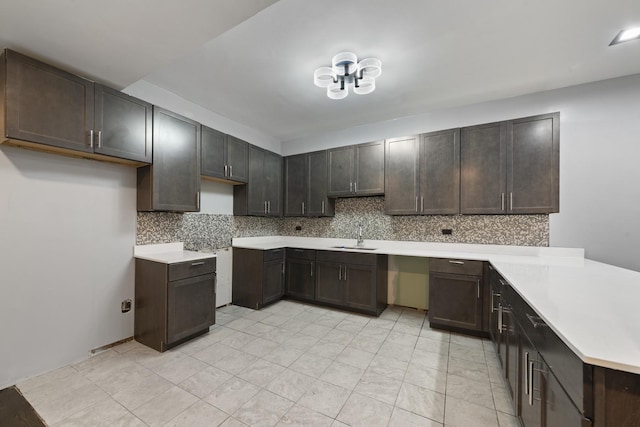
[358,58,382,78]
[314,67,335,87]
[327,81,348,99]
[353,76,375,95]
[332,52,357,76]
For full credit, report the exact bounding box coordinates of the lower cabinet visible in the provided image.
[232,248,285,310]
[285,248,316,302]
[315,250,387,316]
[135,257,216,352]
[428,258,484,332]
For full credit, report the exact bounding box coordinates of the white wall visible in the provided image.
[0,146,137,389]
[283,74,640,272]
[200,180,234,215]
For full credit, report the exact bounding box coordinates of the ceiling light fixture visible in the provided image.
[314,52,382,99]
[609,27,640,45]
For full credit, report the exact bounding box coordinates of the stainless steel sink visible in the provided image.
[330,246,377,251]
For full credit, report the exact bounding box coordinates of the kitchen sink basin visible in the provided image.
[330,245,377,251]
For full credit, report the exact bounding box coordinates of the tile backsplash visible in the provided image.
[137,197,549,249]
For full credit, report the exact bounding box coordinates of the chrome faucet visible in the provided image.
[356,223,364,247]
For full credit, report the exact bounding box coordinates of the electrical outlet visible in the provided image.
[121,299,132,313]
[441,229,453,235]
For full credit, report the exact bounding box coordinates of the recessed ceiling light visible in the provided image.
[610,27,640,45]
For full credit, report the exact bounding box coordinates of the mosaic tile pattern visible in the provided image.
[137,197,549,248]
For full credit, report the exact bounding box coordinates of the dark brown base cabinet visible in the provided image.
[489,269,640,427]
[135,258,216,352]
[428,258,485,333]
[315,250,387,316]
[232,248,285,310]
[285,248,316,302]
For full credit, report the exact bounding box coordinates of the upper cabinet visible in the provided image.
[201,126,248,184]
[137,107,201,212]
[234,145,282,216]
[327,140,384,197]
[460,113,559,214]
[1,49,151,165]
[284,150,335,217]
[507,113,559,214]
[385,130,460,215]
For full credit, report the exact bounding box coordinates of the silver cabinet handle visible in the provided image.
[350,182,353,193]
[501,192,505,211]
[354,182,357,193]
[267,200,271,214]
[302,202,305,215]
[191,261,205,266]
[421,196,424,213]
[528,359,535,406]
[491,292,501,313]
[264,201,267,214]
[524,351,530,397]
[338,265,342,280]
[310,263,314,277]
[526,313,547,328]
[97,130,102,148]
[229,165,233,177]
[89,129,94,148]
[415,197,418,212]
[498,304,503,333]
[224,165,228,176]
[282,262,285,275]
[321,200,325,214]
[449,260,465,265]
[344,266,348,281]
[477,279,480,299]
[196,191,200,210]
[510,192,513,211]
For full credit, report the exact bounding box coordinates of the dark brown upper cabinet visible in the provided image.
[234,145,282,216]
[201,126,248,184]
[460,113,559,214]
[137,107,201,212]
[507,113,559,214]
[284,151,335,217]
[1,49,151,165]
[327,140,384,197]
[385,130,460,215]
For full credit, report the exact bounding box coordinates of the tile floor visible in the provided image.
[17,300,519,427]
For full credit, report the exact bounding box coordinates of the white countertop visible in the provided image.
[134,242,216,264]
[233,236,640,374]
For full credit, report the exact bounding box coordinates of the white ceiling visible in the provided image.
[2,0,640,143]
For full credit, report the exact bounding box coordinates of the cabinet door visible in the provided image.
[488,267,502,354]
[246,145,266,215]
[284,154,306,216]
[167,274,215,344]
[354,141,385,195]
[264,150,282,216]
[385,136,420,215]
[146,107,201,212]
[307,150,334,216]
[428,272,483,331]
[316,262,345,306]
[520,335,542,427]
[4,49,94,152]
[507,113,559,214]
[421,129,460,214]
[263,259,284,305]
[286,258,315,301]
[226,136,249,183]
[327,146,354,196]
[201,125,227,179]
[542,363,584,427]
[460,122,507,214]
[94,84,152,163]
[504,305,519,400]
[344,264,376,312]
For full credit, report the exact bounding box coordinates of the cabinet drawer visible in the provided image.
[263,248,285,262]
[316,250,377,266]
[430,258,483,276]
[286,248,316,261]
[168,258,216,281]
